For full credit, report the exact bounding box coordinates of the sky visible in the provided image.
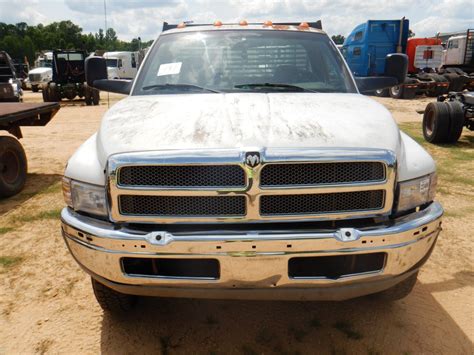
[0,0,472,41]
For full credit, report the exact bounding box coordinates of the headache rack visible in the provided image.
[162,20,323,32]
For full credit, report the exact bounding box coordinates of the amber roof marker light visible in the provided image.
[263,20,273,27]
[299,22,310,29]
[214,20,223,27]
[239,20,248,26]
[177,22,186,29]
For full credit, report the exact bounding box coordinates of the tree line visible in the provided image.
[0,21,153,65]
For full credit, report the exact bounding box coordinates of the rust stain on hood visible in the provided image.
[97,93,400,163]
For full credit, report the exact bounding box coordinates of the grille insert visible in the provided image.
[260,190,385,215]
[260,162,385,187]
[118,165,246,188]
[119,195,246,217]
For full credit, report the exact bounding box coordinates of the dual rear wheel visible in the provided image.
[423,101,465,144]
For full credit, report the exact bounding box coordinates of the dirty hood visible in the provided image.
[97,93,401,163]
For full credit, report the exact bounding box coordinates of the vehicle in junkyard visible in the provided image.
[42,50,100,105]
[0,102,60,196]
[61,21,443,313]
[423,91,474,144]
[0,51,23,102]
[343,20,473,99]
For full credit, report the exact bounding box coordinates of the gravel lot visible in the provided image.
[0,91,473,354]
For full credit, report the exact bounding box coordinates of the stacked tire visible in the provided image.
[422,101,465,144]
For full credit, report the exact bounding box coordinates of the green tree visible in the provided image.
[331,34,345,45]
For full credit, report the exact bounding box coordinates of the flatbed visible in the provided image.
[0,102,60,197]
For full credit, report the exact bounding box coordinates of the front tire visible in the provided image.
[375,88,389,97]
[390,85,416,100]
[92,89,100,105]
[374,271,418,301]
[91,278,137,314]
[0,136,27,198]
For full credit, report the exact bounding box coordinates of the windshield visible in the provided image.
[133,30,357,95]
[38,59,52,68]
[106,58,118,67]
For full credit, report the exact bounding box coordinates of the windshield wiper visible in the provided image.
[142,83,220,93]
[234,83,318,92]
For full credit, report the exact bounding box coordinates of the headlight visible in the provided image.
[395,173,437,213]
[62,177,108,217]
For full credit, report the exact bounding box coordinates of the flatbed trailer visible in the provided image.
[0,102,60,197]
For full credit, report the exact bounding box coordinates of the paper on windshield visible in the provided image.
[157,62,182,76]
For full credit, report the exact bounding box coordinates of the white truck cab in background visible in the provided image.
[28,51,53,92]
[443,34,469,66]
[103,51,139,79]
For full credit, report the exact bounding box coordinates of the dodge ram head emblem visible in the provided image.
[245,152,261,168]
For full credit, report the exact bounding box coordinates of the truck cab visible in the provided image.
[62,21,443,314]
[104,51,139,79]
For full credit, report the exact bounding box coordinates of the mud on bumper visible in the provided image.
[61,202,443,301]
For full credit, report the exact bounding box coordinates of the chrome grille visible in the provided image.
[28,73,41,82]
[260,191,385,216]
[260,162,385,187]
[119,195,246,217]
[108,149,396,223]
[118,165,245,188]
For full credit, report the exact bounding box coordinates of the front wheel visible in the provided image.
[390,85,416,99]
[91,278,137,314]
[374,271,418,301]
[375,88,389,97]
[92,89,100,105]
[0,136,27,198]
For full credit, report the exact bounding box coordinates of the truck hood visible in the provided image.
[29,67,51,75]
[97,93,401,164]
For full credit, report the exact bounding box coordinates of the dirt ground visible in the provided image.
[0,91,473,355]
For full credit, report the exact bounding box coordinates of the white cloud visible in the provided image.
[0,0,472,40]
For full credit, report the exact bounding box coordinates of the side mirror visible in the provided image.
[85,56,107,86]
[384,53,408,84]
[355,53,408,93]
[85,56,132,95]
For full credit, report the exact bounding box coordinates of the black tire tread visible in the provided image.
[446,101,465,143]
[91,278,136,313]
[0,136,27,197]
[423,102,450,143]
[375,272,418,301]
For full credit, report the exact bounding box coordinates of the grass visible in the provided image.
[332,321,363,340]
[399,123,474,193]
[0,256,23,268]
[35,339,53,355]
[15,208,62,224]
[0,227,15,235]
[38,182,62,195]
[288,326,309,343]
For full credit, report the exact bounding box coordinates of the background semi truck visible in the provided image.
[342,19,474,99]
[103,51,139,79]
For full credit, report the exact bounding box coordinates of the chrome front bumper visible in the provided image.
[61,202,443,301]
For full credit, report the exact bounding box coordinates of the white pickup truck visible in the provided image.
[61,21,443,313]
